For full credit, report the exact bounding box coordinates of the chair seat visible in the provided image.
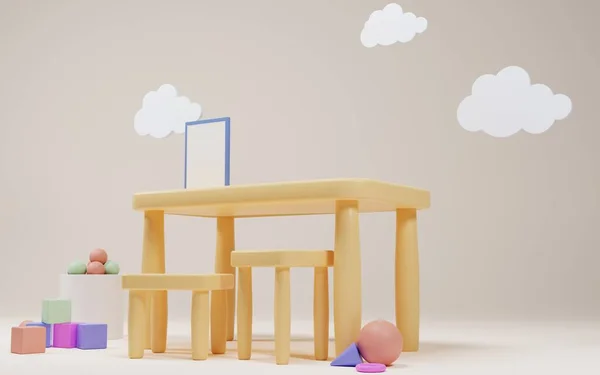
[122,273,234,291]
[231,250,334,268]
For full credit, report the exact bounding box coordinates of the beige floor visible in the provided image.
[1,319,599,375]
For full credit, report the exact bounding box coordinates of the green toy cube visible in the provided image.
[42,299,71,324]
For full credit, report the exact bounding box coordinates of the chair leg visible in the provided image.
[237,267,253,360]
[274,267,291,365]
[191,291,209,360]
[128,290,146,359]
[313,266,329,360]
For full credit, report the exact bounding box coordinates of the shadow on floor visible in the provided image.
[124,337,502,364]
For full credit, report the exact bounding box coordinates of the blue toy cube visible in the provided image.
[25,322,53,347]
[76,323,107,350]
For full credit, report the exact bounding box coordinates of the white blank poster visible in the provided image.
[184,117,230,189]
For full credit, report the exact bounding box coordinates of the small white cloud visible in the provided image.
[134,84,202,139]
[360,3,427,48]
[457,66,572,138]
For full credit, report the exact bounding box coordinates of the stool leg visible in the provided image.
[275,266,291,365]
[210,289,227,354]
[143,292,151,349]
[237,267,253,360]
[151,291,168,353]
[191,291,209,360]
[128,290,146,359]
[313,266,329,360]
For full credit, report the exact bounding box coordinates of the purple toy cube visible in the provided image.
[25,322,53,347]
[76,323,107,350]
[53,323,79,348]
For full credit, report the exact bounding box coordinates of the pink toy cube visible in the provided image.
[53,323,79,348]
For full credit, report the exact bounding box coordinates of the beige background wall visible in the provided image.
[1,0,598,323]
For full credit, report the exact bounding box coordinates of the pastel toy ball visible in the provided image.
[87,261,105,275]
[67,260,87,275]
[356,320,403,366]
[89,248,108,264]
[104,260,120,275]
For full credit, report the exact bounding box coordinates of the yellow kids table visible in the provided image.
[132,178,430,357]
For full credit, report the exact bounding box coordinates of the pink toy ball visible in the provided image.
[356,320,403,366]
[89,248,108,264]
[87,261,105,275]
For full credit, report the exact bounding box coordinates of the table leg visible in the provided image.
[333,200,362,356]
[141,210,167,353]
[395,209,419,352]
[211,216,235,352]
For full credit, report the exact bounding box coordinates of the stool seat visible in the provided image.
[122,273,234,291]
[231,250,334,268]
[122,273,234,361]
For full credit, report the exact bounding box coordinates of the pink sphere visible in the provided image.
[87,261,105,274]
[356,320,403,366]
[89,248,108,264]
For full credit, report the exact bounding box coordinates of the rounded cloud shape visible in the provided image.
[360,3,428,48]
[457,66,572,138]
[134,84,202,139]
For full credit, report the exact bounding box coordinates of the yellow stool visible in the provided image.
[231,250,334,365]
[122,273,234,360]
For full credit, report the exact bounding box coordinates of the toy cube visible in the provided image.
[53,323,79,348]
[25,322,53,347]
[77,323,108,350]
[11,326,46,354]
[42,299,71,324]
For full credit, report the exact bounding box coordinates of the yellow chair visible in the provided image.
[231,250,334,365]
[122,273,234,360]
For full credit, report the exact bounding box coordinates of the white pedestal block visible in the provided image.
[59,274,125,340]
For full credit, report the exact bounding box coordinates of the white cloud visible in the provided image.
[134,84,202,139]
[360,3,427,48]
[457,66,572,138]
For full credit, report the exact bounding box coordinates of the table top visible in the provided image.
[133,178,430,218]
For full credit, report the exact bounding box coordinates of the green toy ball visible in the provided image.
[67,261,87,275]
[104,260,120,275]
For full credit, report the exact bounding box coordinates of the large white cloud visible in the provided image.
[457,66,572,138]
[134,84,202,139]
[360,3,427,48]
